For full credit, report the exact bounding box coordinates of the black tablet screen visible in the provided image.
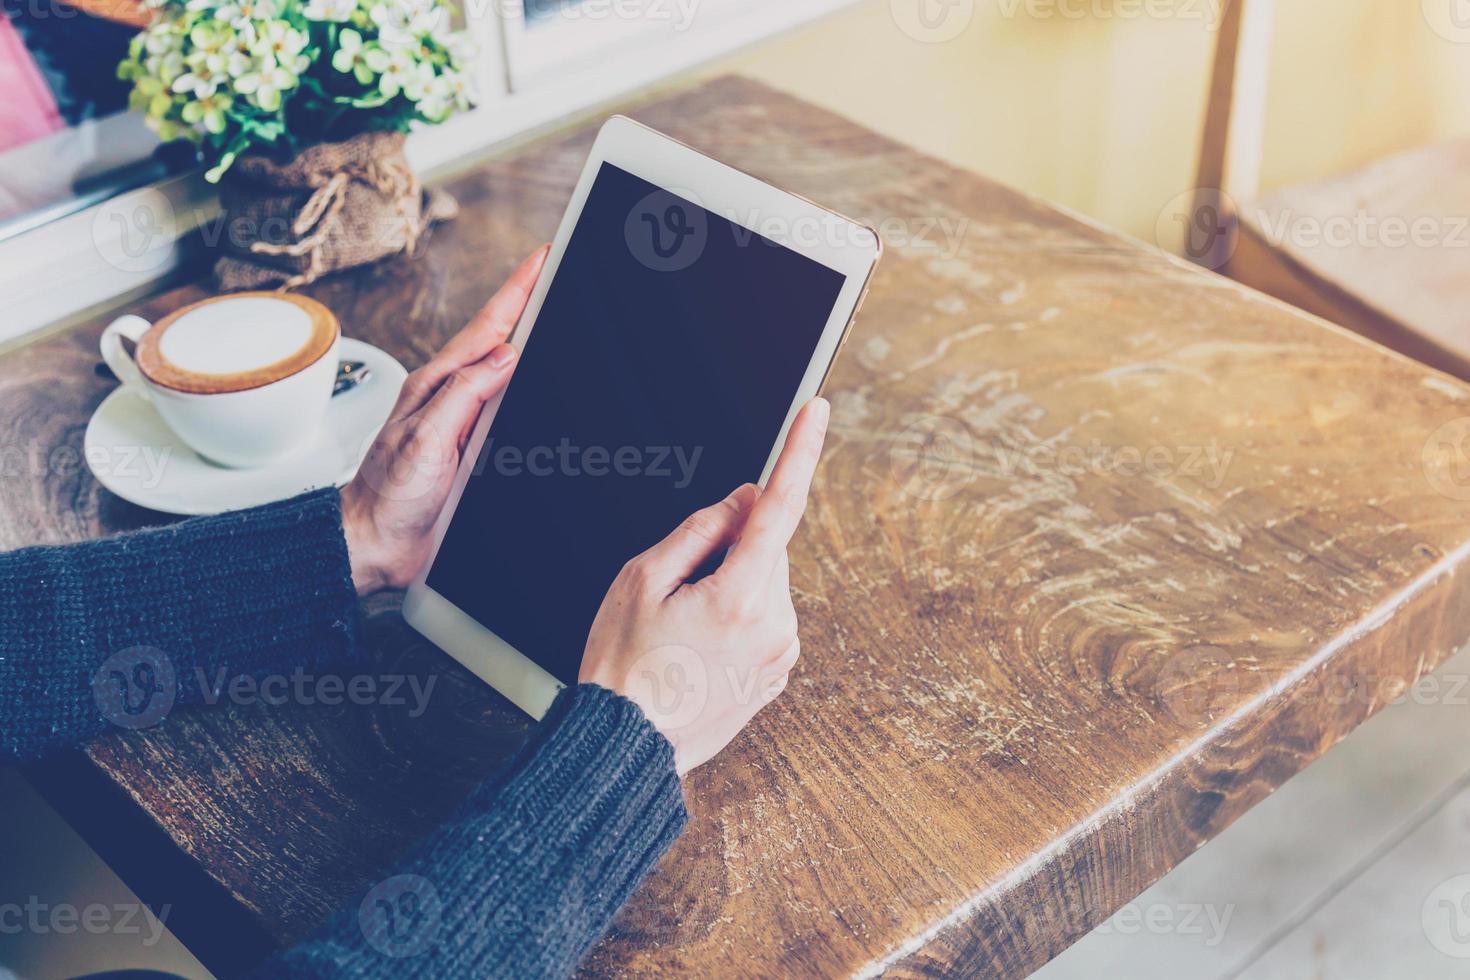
[426,162,847,684]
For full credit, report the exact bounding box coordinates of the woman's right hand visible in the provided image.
[578,398,830,776]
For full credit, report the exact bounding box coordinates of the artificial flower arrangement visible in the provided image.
[117,0,476,288]
[120,0,476,180]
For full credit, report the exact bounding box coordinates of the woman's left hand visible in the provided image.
[342,244,549,593]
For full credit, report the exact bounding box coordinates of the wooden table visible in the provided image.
[7,76,1470,978]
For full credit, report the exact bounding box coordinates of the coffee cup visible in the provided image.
[101,292,341,468]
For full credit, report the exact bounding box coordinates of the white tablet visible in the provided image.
[403,116,881,718]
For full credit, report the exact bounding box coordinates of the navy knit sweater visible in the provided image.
[0,489,688,978]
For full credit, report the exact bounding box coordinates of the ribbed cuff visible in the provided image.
[0,487,358,762]
[263,684,688,978]
[153,487,360,695]
[425,683,687,972]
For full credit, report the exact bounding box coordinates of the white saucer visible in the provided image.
[84,337,407,515]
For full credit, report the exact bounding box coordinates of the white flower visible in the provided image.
[214,0,276,27]
[417,78,452,121]
[181,91,232,133]
[226,48,255,77]
[188,22,231,56]
[255,21,310,74]
[331,28,377,83]
[143,27,183,57]
[427,69,473,113]
[144,41,188,84]
[369,0,441,47]
[303,0,355,21]
[363,43,419,97]
[445,68,474,108]
[150,51,187,85]
[224,21,260,68]
[415,72,455,119]
[171,52,226,97]
[414,66,473,121]
[403,61,436,100]
[234,62,298,110]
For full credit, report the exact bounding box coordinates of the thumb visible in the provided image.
[637,484,759,594]
[412,343,518,453]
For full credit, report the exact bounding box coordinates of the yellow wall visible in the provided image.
[704,0,1470,251]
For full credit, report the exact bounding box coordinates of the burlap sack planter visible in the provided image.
[213,131,457,291]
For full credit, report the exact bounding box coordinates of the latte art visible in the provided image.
[135,293,338,394]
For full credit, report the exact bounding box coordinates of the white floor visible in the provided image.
[1034,644,1470,980]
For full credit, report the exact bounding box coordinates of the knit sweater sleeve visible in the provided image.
[0,488,357,763]
[260,683,688,979]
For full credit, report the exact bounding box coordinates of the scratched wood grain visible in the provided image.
[6,76,1470,978]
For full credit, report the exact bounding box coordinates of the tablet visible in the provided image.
[403,116,880,718]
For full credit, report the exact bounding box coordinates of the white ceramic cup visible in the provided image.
[101,292,341,468]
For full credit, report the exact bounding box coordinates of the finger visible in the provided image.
[636,484,759,594]
[717,398,829,592]
[411,344,519,454]
[441,245,550,366]
[393,245,549,419]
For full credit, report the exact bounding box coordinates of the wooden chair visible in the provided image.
[1194,0,1470,380]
